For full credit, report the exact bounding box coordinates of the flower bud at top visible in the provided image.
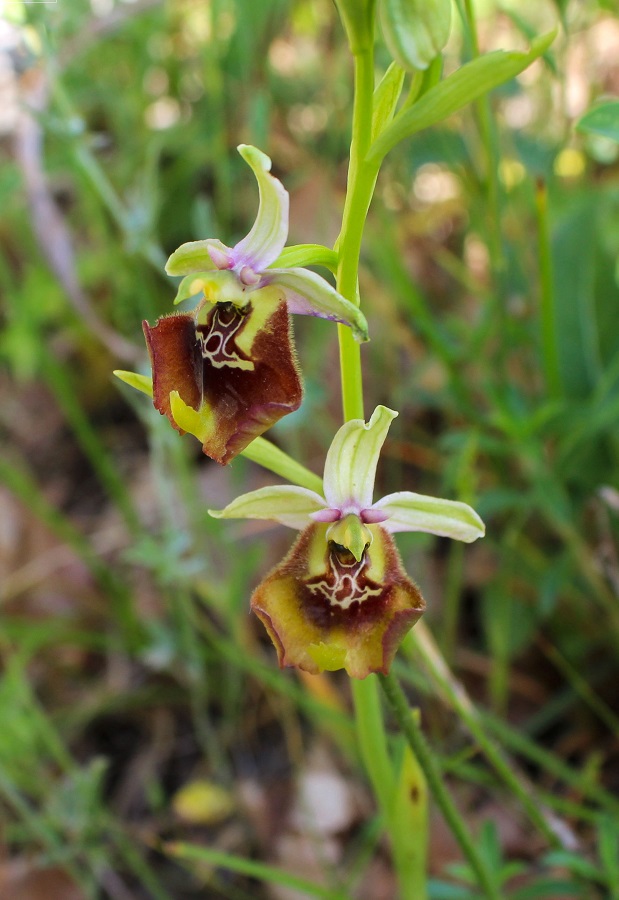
[334,0,376,53]
[380,0,451,71]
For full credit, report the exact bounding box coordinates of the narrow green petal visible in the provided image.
[268,268,369,342]
[234,145,289,272]
[113,370,153,398]
[166,239,230,276]
[270,244,338,273]
[209,485,327,530]
[373,491,485,542]
[323,406,398,511]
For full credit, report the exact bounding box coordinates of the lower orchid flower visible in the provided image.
[115,145,368,465]
[209,406,485,678]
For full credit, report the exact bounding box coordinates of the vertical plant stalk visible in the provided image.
[336,48,380,422]
[335,45,426,899]
[458,0,506,359]
[379,671,502,900]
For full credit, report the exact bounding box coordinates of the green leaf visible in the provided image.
[543,851,603,882]
[576,101,619,143]
[599,815,619,893]
[323,405,398,510]
[165,842,346,899]
[368,31,557,162]
[511,879,587,899]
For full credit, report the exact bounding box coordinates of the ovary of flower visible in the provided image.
[209,406,485,678]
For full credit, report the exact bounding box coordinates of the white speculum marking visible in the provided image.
[308,549,382,610]
[196,303,254,371]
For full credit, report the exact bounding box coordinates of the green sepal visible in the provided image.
[268,268,370,343]
[165,239,225,276]
[374,491,485,542]
[234,145,288,270]
[368,31,557,162]
[323,406,398,511]
[209,484,327,530]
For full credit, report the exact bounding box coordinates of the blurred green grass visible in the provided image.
[1,0,619,897]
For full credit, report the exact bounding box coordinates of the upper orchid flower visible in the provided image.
[116,145,368,465]
[210,406,485,678]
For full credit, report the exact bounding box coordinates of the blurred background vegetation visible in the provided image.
[1,0,619,897]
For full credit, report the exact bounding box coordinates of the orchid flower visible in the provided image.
[116,145,368,465]
[209,406,485,678]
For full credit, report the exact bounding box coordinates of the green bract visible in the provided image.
[368,31,556,163]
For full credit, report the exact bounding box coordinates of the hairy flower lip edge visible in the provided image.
[249,521,426,678]
[141,296,303,465]
[208,406,484,675]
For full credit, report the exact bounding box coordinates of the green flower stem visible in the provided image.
[378,671,502,900]
[336,48,380,422]
[335,44,426,900]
